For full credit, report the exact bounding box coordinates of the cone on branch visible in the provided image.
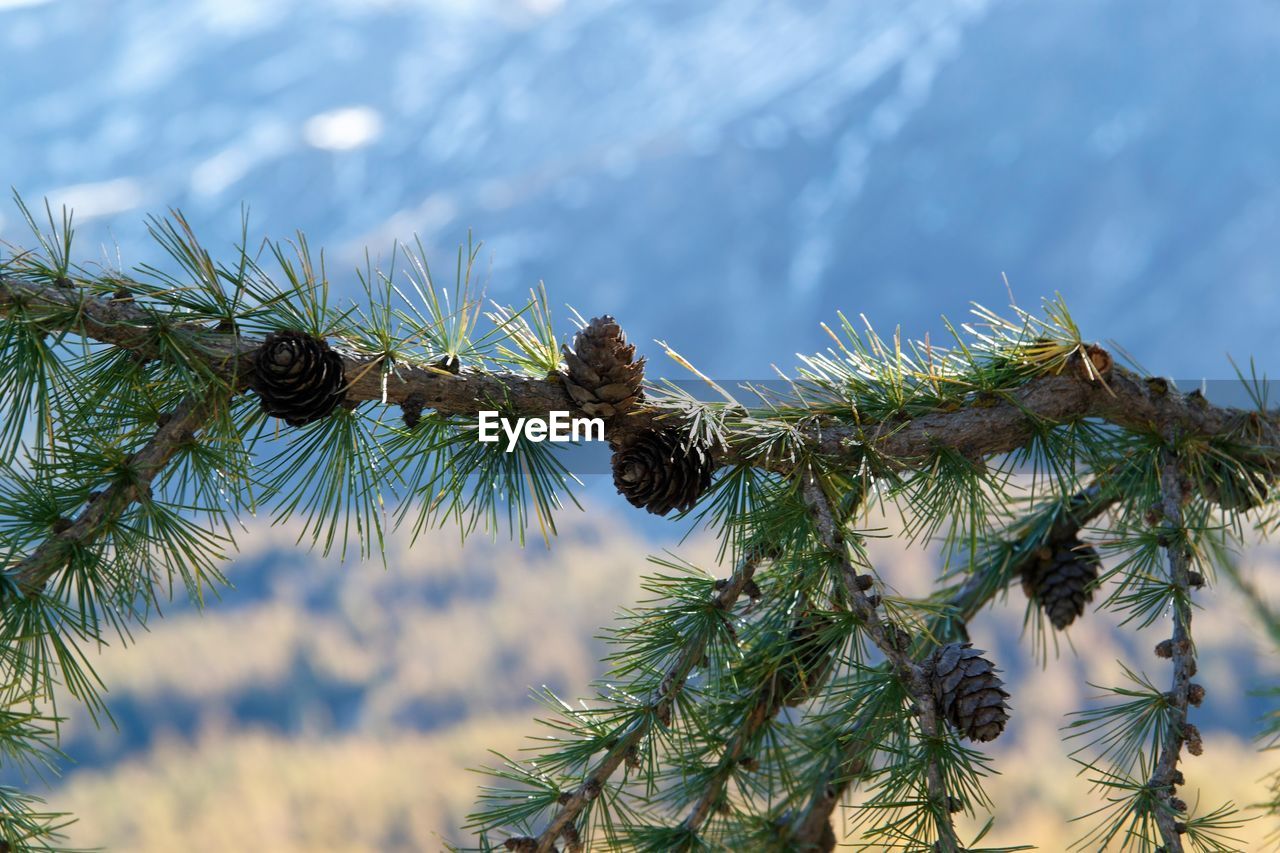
[560,315,645,418]
[611,428,714,516]
[252,330,347,426]
[1020,538,1101,630]
[776,610,840,707]
[925,642,1010,743]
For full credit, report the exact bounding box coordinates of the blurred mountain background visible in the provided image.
[4,0,1280,849]
[36,512,1280,850]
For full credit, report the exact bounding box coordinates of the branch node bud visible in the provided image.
[401,393,425,430]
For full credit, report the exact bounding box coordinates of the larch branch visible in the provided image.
[526,553,764,853]
[787,483,1117,850]
[798,475,961,852]
[5,277,1280,478]
[1149,450,1196,853]
[7,395,215,595]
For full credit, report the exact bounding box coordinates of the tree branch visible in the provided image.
[679,688,780,837]
[6,395,216,596]
[525,552,764,853]
[1149,450,1196,853]
[5,277,1280,477]
[798,474,961,852]
[787,483,1118,850]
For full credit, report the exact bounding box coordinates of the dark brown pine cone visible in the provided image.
[252,330,346,427]
[1021,538,1101,630]
[925,642,1010,743]
[611,428,714,515]
[561,315,645,418]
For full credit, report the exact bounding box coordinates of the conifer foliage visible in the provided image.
[0,199,1275,852]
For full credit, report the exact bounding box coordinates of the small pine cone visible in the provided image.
[1155,639,1174,659]
[252,331,346,426]
[401,394,425,430]
[884,621,912,652]
[926,643,1011,743]
[561,315,645,418]
[1187,683,1205,706]
[1021,538,1100,630]
[611,429,714,515]
[777,611,840,707]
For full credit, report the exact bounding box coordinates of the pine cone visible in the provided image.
[561,315,645,418]
[253,330,346,426]
[611,429,714,515]
[777,611,840,707]
[1021,539,1100,629]
[926,642,1010,743]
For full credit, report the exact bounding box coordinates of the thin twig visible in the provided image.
[8,395,216,595]
[787,483,1118,850]
[1149,450,1196,853]
[528,552,764,853]
[679,688,780,836]
[798,474,961,852]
